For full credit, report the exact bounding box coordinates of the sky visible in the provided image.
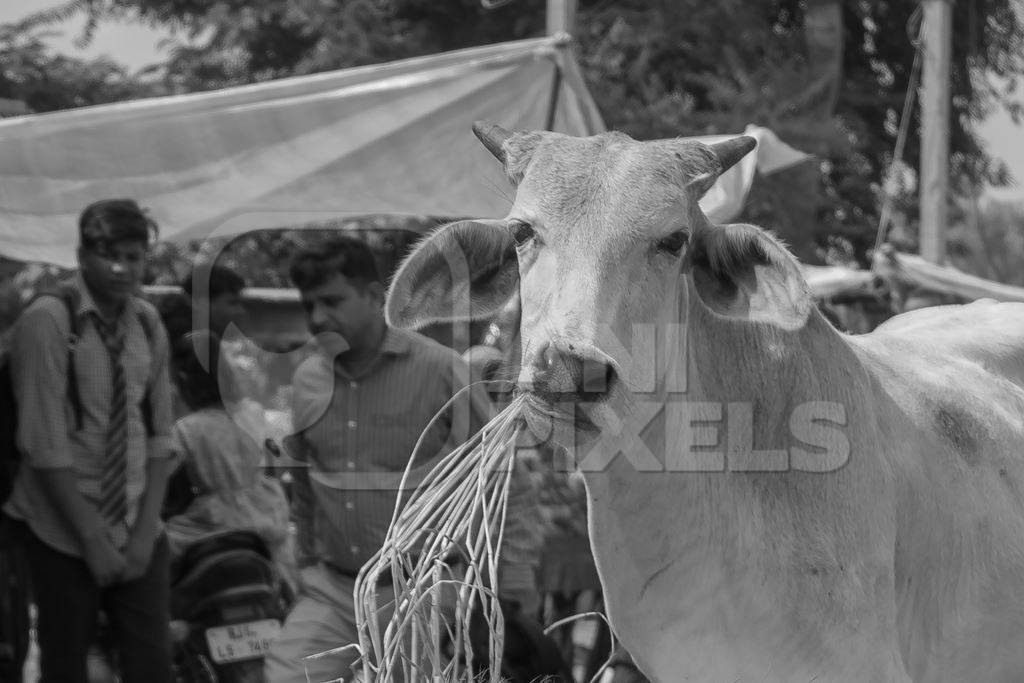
[2,1,1023,202]
[977,107,1024,201]
[0,1,169,68]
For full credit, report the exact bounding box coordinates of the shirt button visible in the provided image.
[345,501,354,511]
[350,545,360,554]
[346,461,356,470]
[347,420,357,429]
[350,381,358,389]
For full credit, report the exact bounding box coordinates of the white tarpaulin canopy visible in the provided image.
[801,264,878,299]
[0,35,808,268]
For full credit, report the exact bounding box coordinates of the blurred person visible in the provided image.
[155,291,195,421]
[181,263,247,339]
[155,290,193,347]
[4,198,175,683]
[161,263,270,424]
[180,263,288,442]
[265,235,542,683]
[164,329,297,588]
[156,262,247,418]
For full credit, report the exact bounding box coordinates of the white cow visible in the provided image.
[385,123,1024,682]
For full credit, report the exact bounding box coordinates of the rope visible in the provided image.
[874,6,925,253]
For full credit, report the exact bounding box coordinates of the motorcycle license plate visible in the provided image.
[204,619,282,664]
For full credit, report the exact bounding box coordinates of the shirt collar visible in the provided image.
[320,326,412,378]
[380,327,412,356]
[71,271,136,322]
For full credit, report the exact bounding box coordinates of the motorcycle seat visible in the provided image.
[171,529,271,585]
[171,531,283,621]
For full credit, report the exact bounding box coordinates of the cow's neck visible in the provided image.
[578,299,901,681]
[683,295,855,429]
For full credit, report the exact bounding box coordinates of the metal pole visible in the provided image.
[919,0,953,264]
[544,0,576,131]
[546,0,576,36]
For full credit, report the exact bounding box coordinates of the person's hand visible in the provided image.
[121,530,156,582]
[82,534,126,587]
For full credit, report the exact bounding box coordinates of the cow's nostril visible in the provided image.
[581,357,615,393]
[528,346,617,403]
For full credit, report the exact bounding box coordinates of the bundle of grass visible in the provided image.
[352,395,528,683]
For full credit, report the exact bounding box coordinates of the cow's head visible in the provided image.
[387,123,812,439]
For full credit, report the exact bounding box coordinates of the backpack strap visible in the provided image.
[61,289,84,433]
[31,284,84,433]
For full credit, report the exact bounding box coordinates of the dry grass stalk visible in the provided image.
[351,395,527,683]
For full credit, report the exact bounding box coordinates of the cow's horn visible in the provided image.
[473,121,512,163]
[709,135,757,174]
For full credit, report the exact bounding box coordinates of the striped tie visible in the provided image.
[93,314,128,543]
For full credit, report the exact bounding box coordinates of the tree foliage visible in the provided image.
[9,0,1024,267]
[945,198,1024,285]
[0,22,163,112]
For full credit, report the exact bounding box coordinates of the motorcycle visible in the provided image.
[170,529,293,683]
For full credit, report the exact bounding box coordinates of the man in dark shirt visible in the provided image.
[265,235,541,683]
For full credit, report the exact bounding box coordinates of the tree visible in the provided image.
[947,198,1024,285]
[0,22,163,112]
[568,0,1022,263]
[12,0,1024,266]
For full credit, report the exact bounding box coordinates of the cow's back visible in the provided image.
[871,299,1024,387]
[850,300,1024,681]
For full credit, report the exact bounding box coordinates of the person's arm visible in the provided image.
[395,352,495,491]
[286,360,323,570]
[34,470,127,585]
[285,433,317,569]
[123,310,175,579]
[122,457,175,579]
[12,302,125,585]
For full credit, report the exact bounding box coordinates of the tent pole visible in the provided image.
[546,0,576,36]
[544,65,563,131]
[544,0,576,131]
[919,0,953,265]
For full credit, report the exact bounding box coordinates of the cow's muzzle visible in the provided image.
[525,342,619,405]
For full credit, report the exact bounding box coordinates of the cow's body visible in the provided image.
[858,302,1024,682]
[583,298,1024,681]
[385,125,1024,681]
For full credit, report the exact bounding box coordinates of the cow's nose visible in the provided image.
[531,342,617,402]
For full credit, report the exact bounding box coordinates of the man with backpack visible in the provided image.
[3,199,176,683]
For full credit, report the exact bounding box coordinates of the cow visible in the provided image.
[384,122,1024,682]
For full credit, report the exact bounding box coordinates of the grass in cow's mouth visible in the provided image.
[350,396,527,683]
[518,388,605,438]
[573,403,601,433]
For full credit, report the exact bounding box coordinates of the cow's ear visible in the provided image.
[386,219,519,330]
[687,224,812,329]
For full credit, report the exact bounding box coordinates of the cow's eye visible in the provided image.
[657,230,689,256]
[509,221,536,248]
